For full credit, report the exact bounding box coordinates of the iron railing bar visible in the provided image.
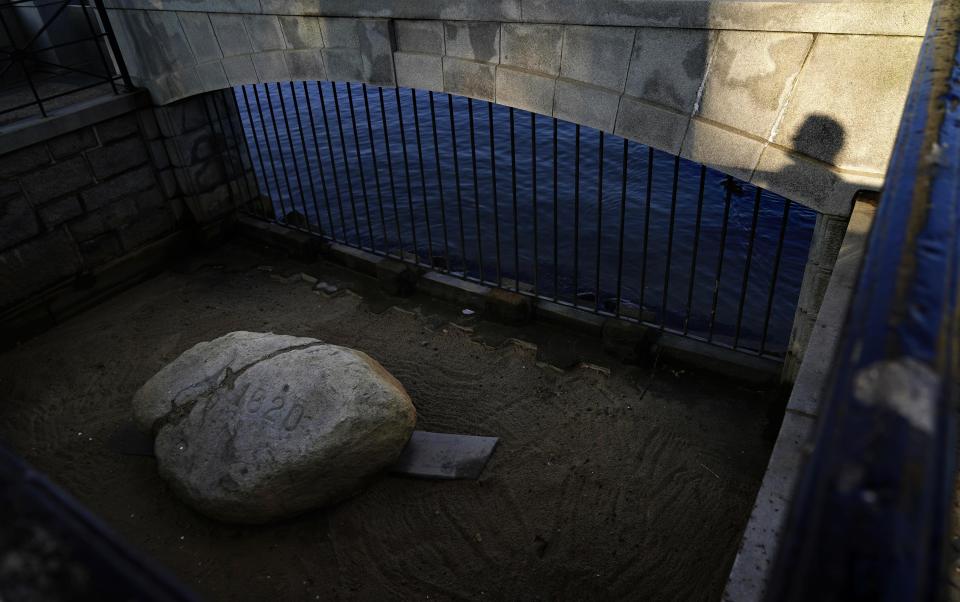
[275,81,314,233]
[377,86,404,259]
[331,81,363,244]
[0,76,120,116]
[489,101,502,286]
[346,82,375,248]
[733,186,763,348]
[509,107,520,292]
[411,89,434,266]
[448,94,466,274]
[302,81,339,241]
[257,83,292,220]
[241,85,278,217]
[661,155,680,329]
[553,117,559,301]
[395,87,420,264]
[531,111,538,294]
[683,164,707,334]
[317,82,349,241]
[13,31,111,55]
[428,91,450,273]
[78,0,117,94]
[615,139,628,318]
[288,81,323,236]
[639,146,653,314]
[235,87,273,219]
[572,124,581,306]
[361,83,388,248]
[708,177,735,341]
[760,199,792,353]
[595,131,605,312]
[15,0,71,52]
[92,0,132,88]
[468,97,484,282]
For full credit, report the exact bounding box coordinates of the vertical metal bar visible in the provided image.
[531,112,538,295]
[288,82,323,234]
[733,187,763,348]
[346,83,375,248]
[448,94,466,274]
[261,83,293,220]
[331,82,362,244]
[316,81,348,240]
[411,89,434,266]
[639,147,654,315]
[361,83,388,249]
[468,98,484,282]
[510,107,520,292]
[573,124,581,306]
[428,91,450,272]
[660,155,680,327]
[93,0,133,88]
[708,177,735,341]
[240,85,276,216]
[79,0,117,94]
[489,102,502,286]
[378,87,404,259]
[302,81,339,241]
[615,139,628,318]
[683,165,707,334]
[594,131,605,313]
[553,117,559,301]
[760,199,792,354]
[395,87,419,263]
[275,82,313,232]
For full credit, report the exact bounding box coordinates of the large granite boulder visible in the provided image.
[132,331,416,524]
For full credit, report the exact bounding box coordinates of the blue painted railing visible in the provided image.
[766,1,960,600]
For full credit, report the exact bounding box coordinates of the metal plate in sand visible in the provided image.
[390,431,498,480]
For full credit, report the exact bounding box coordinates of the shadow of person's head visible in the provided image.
[791,113,845,166]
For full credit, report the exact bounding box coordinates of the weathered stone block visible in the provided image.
[322,48,363,82]
[615,96,688,154]
[320,17,360,48]
[0,143,51,177]
[137,109,162,141]
[0,197,39,249]
[196,60,229,90]
[280,15,324,49]
[561,25,634,91]
[681,118,764,182]
[38,196,84,229]
[376,258,417,296]
[773,34,921,172]
[396,20,444,55]
[81,166,156,212]
[245,14,286,52]
[698,31,813,140]
[48,128,98,160]
[284,49,324,82]
[210,13,252,57]
[444,21,500,63]
[222,55,258,86]
[178,11,221,63]
[625,28,713,113]
[501,23,563,75]
[443,57,496,101]
[21,157,94,204]
[79,232,122,267]
[485,288,532,325]
[496,66,555,116]
[252,51,291,83]
[154,96,209,137]
[119,205,175,250]
[357,20,395,85]
[0,228,81,309]
[555,79,619,132]
[394,52,443,92]
[86,138,150,180]
[69,199,139,242]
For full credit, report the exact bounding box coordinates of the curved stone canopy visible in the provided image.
[104,0,930,216]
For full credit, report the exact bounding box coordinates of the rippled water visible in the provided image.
[234,81,816,357]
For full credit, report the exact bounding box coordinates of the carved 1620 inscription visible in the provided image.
[241,386,304,432]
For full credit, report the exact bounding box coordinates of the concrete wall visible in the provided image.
[100,0,930,217]
[0,91,255,324]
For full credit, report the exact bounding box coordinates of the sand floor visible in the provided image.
[0,242,776,601]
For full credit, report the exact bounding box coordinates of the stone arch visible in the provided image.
[106,2,927,217]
